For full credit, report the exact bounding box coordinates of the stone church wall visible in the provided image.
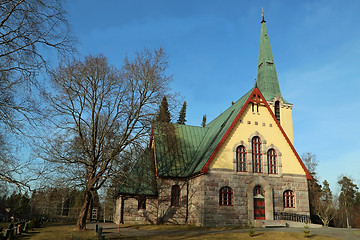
[200,169,309,227]
[114,170,309,227]
[113,196,158,225]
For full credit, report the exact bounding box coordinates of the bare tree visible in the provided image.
[302,152,322,224]
[41,49,172,230]
[0,0,75,188]
[0,0,75,129]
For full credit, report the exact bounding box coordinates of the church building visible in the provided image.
[114,14,311,227]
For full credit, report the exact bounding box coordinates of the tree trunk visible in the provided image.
[76,190,92,230]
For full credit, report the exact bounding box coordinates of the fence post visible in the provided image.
[97,226,103,240]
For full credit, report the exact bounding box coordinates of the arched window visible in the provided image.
[236,145,247,172]
[275,101,280,123]
[267,148,277,174]
[252,136,262,173]
[171,185,180,207]
[219,186,233,206]
[284,190,295,208]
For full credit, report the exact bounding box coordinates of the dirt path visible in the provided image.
[87,222,360,240]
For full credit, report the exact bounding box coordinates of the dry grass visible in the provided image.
[18,225,96,240]
[15,224,341,240]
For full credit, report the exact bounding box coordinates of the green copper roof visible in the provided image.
[185,89,252,175]
[256,19,288,103]
[117,149,157,196]
[154,123,209,178]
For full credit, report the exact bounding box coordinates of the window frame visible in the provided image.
[219,186,233,206]
[171,185,180,207]
[284,190,295,208]
[252,136,262,173]
[236,145,247,172]
[267,148,277,174]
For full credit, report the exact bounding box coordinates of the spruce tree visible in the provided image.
[177,101,187,125]
[156,96,171,123]
[201,114,207,127]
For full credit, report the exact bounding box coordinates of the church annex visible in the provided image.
[114,15,311,227]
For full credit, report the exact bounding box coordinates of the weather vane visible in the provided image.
[261,7,266,23]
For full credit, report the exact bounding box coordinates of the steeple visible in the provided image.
[255,10,287,103]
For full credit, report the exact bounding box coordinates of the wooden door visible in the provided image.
[254,198,265,220]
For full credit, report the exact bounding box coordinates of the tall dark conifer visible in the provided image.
[201,114,207,127]
[177,101,187,125]
[156,96,171,123]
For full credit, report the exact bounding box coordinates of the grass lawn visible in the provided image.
[14,224,341,240]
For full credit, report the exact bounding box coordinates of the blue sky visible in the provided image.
[65,0,360,192]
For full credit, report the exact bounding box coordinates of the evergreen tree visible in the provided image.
[177,101,187,125]
[338,176,359,228]
[201,114,207,127]
[156,96,171,123]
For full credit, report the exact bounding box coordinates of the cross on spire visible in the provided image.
[261,7,266,23]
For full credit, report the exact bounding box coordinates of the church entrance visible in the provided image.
[253,185,265,220]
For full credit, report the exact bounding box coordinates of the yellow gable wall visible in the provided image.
[209,103,305,176]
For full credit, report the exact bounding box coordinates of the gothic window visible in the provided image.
[267,148,277,174]
[252,136,262,173]
[284,190,295,208]
[138,196,146,210]
[275,101,280,123]
[236,145,247,172]
[219,186,233,206]
[171,185,180,207]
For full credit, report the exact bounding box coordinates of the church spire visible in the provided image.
[255,10,287,103]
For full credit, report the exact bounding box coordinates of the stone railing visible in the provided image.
[274,212,310,223]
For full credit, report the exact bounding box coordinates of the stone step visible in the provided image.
[254,220,287,228]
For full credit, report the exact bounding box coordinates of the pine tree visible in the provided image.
[177,101,187,125]
[201,114,207,127]
[338,176,359,228]
[156,96,171,123]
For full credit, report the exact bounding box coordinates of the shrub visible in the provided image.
[303,223,311,238]
[248,221,255,237]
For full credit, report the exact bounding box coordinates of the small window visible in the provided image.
[275,101,280,123]
[138,196,146,210]
[171,185,180,207]
[236,146,247,172]
[284,190,295,208]
[252,136,262,173]
[219,186,233,206]
[267,149,277,174]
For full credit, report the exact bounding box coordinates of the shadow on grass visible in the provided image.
[14,229,41,240]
